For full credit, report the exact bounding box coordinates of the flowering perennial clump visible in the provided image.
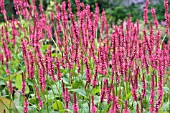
[0,0,170,113]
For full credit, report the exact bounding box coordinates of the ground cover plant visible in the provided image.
[0,0,170,113]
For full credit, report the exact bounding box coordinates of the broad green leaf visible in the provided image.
[15,74,22,90]
[149,67,153,74]
[13,92,21,107]
[92,87,100,95]
[0,97,19,113]
[52,100,64,111]
[4,74,15,81]
[70,64,78,77]
[99,102,107,111]
[29,98,36,104]
[163,87,170,94]
[28,106,38,113]
[71,71,78,77]
[0,81,5,86]
[42,44,50,51]
[70,89,86,97]
[62,77,69,84]
[60,68,68,76]
[125,92,132,100]
[15,106,23,113]
[102,104,111,113]
[82,103,89,113]
[160,102,170,111]
[15,74,29,94]
[72,80,84,89]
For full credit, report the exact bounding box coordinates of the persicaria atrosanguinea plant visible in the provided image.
[0,0,170,113]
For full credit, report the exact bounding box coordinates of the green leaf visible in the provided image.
[71,71,78,77]
[4,74,15,81]
[52,100,64,111]
[15,106,23,113]
[25,85,29,94]
[29,98,37,104]
[0,81,5,86]
[72,80,84,89]
[71,64,78,77]
[62,76,69,84]
[149,67,153,74]
[99,102,107,111]
[15,74,29,94]
[15,74,22,90]
[160,102,170,111]
[163,87,170,94]
[92,87,100,95]
[60,68,68,76]
[102,104,111,113]
[13,92,21,107]
[70,89,86,97]
[125,92,132,100]
[82,103,89,113]
[28,106,38,113]
[0,97,19,113]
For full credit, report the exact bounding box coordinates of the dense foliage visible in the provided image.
[1,0,170,24]
[0,0,170,113]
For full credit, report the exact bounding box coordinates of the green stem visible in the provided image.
[9,94,12,113]
[51,37,61,54]
[97,80,102,112]
[8,71,12,113]
[116,81,118,96]
[160,35,166,50]
[46,90,49,113]
[55,81,61,97]
[49,82,60,111]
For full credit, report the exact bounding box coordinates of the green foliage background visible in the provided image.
[1,0,170,24]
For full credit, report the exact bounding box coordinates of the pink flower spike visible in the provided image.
[24,98,29,113]
[91,95,97,113]
[73,92,79,113]
[123,101,130,113]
